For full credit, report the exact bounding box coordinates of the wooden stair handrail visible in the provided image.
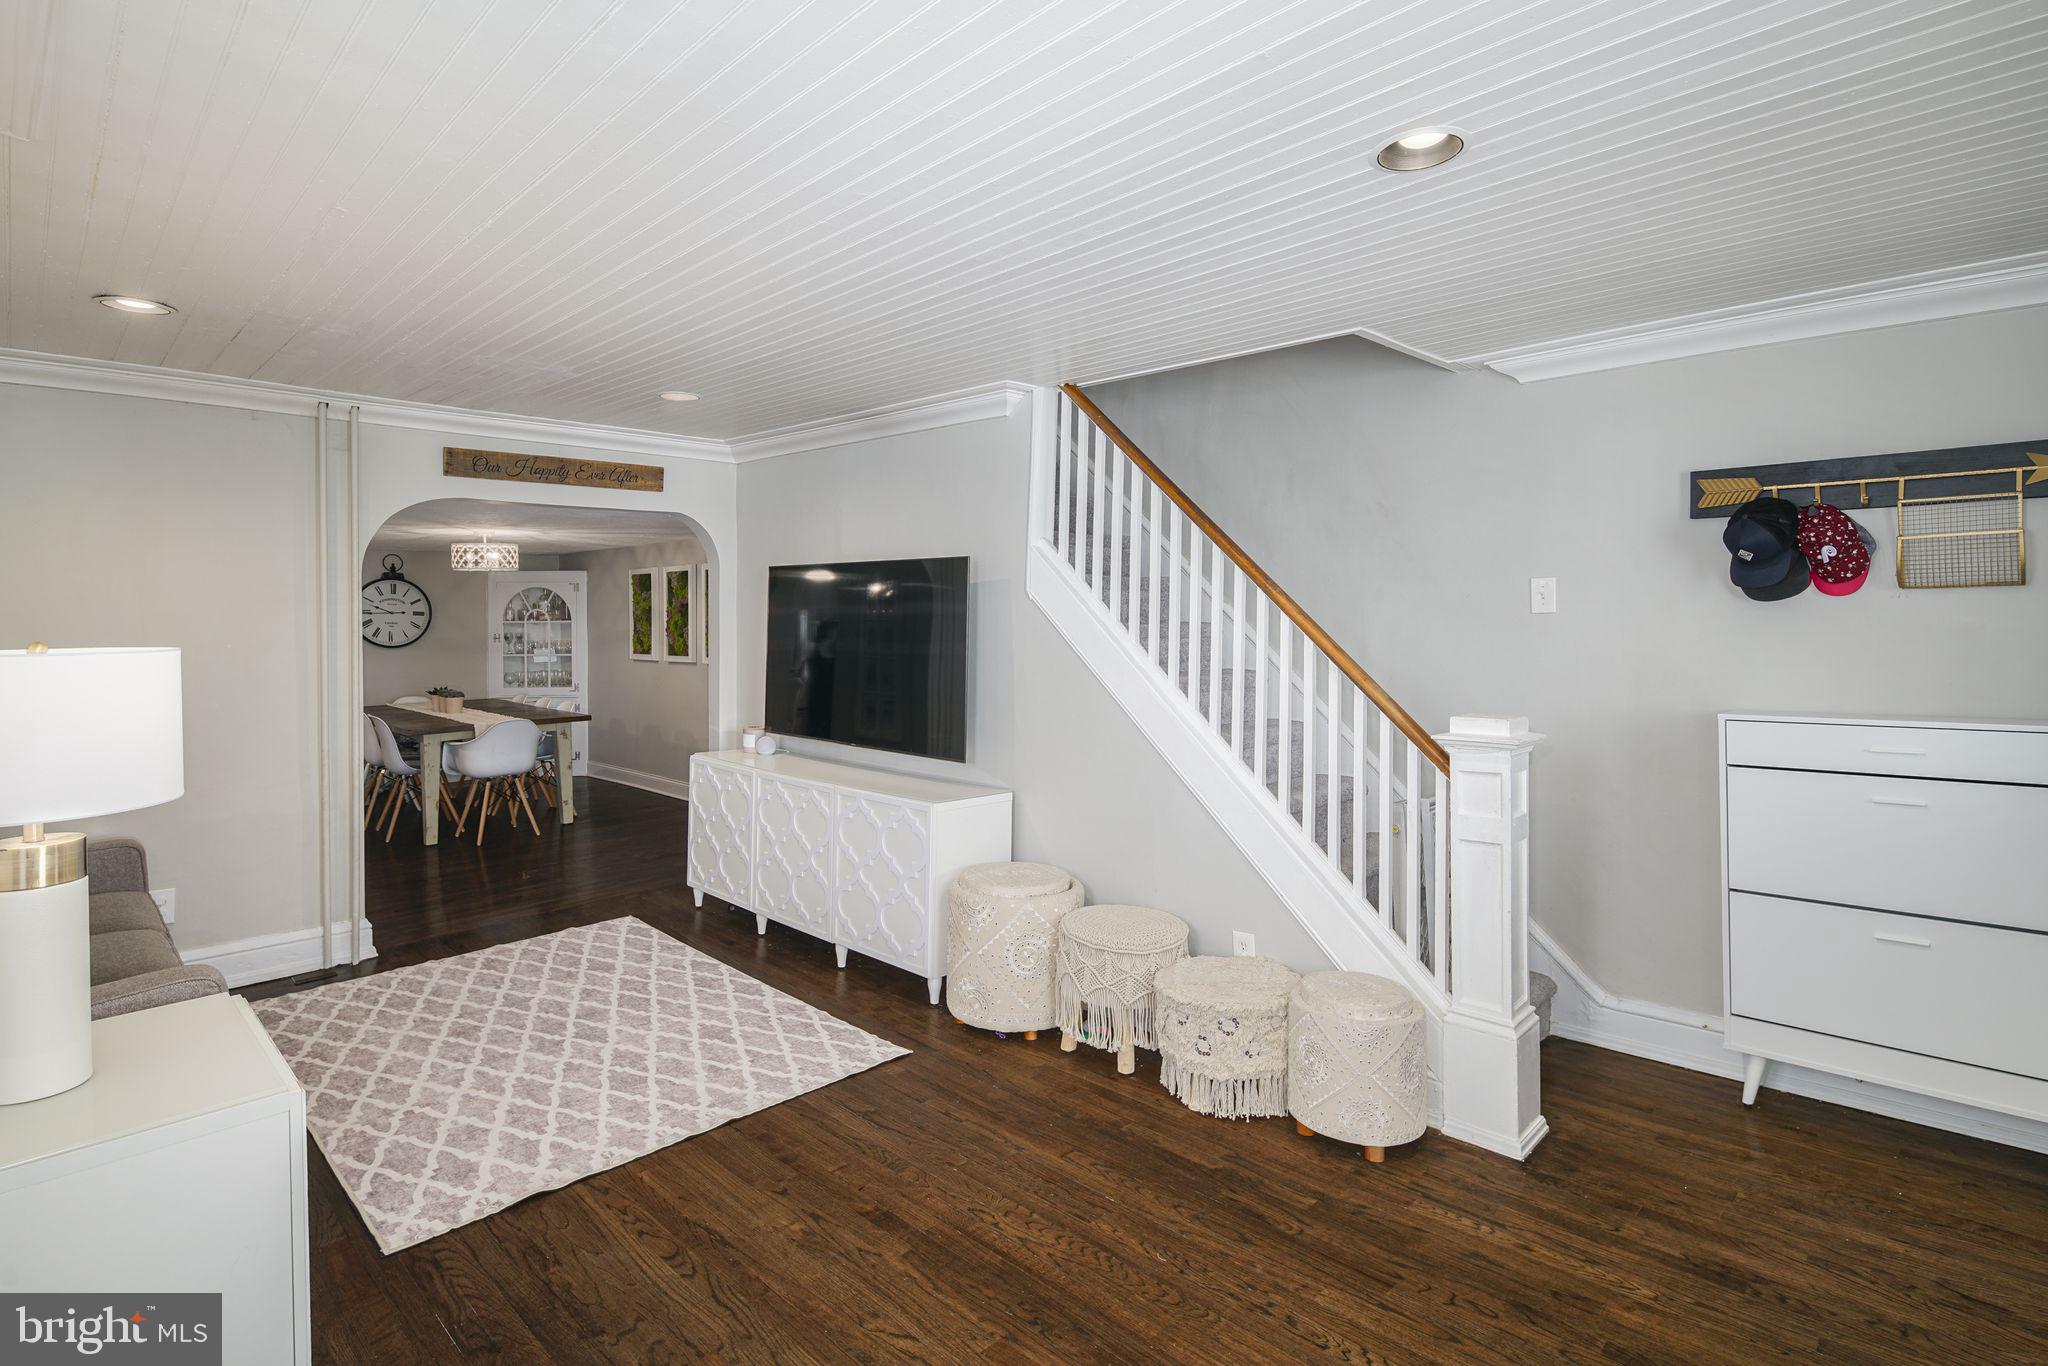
[1062,384,1450,775]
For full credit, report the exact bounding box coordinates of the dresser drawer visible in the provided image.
[1725,719,2048,785]
[1726,766,2048,932]
[1729,892,2048,1081]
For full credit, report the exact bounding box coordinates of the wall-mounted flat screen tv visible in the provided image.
[764,557,969,762]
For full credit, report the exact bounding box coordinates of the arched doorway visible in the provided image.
[358,496,720,944]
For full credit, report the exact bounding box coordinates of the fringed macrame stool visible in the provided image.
[1054,904,1189,1075]
[1154,956,1299,1119]
[1287,971,1427,1163]
[945,862,1085,1038]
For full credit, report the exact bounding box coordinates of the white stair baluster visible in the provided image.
[1351,687,1368,898]
[1254,593,1271,791]
[1207,548,1225,734]
[1135,480,1151,656]
[1054,395,1072,562]
[1230,563,1246,762]
[1091,422,1110,595]
[1324,657,1339,866]
[1165,508,1182,697]
[1403,743,1422,951]
[1150,482,1167,668]
[1275,622,1291,809]
[1432,764,1450,989]
[1296,645,1313,837]
[1106,447,1125,632]
[1377,713,1394,919]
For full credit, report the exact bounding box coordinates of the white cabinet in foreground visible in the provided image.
[0,994,310,1365]
[688,750,1013,1003]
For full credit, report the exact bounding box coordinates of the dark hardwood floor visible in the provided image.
[244,778,2048,1363]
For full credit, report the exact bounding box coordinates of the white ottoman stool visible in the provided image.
[1287,971,1427,1162]
[945,861,1084,1038]
[1154,956,1300,1120]
[1055,904,1190,1075]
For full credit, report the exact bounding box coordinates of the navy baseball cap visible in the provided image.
[1724,496,1801,588]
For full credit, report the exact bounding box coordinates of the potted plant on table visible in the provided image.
[427,686,465,716]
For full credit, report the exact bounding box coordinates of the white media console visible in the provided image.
[687,750,1014,1003]
[1720,713,2048,1133]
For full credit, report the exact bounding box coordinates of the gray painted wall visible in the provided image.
[1092,306,2048,1015]
[0,384,323,952]
[736,413,1335,971]
[557,538,713,783]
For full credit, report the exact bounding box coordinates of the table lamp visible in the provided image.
[0,644,183,1104]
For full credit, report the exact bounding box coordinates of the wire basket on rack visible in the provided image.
[1895,471,2027,589]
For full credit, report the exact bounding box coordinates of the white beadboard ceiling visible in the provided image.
[4,0,2046,438]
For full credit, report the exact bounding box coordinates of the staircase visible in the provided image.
[1026,384,1548,1159]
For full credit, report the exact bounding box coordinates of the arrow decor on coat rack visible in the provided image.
[1687,442,2048,518]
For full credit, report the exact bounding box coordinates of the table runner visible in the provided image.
[394,705,526,734]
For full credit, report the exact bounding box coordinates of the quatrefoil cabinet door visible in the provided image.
[688,759,756,904]
[752,776,834,937]
[832,795,932,973]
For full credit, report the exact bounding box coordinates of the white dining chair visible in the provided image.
[445,719,543,844]
[368,713,461,842]
[362,716,389,831]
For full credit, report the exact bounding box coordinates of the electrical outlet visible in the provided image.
[1530,576,1558,614]
[1232,930,1256,957]
[149,888,175,924]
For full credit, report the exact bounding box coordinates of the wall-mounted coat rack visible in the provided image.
[1689,441,2047,589]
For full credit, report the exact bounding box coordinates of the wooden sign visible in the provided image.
[443,447,664,493]
[1689,441,2047,519]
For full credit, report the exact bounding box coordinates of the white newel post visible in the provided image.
[1027,384,1058,546]
[1434,715,1547,1160]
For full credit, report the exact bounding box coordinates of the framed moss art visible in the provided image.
[663,565,699,663]
[628,568,657,660]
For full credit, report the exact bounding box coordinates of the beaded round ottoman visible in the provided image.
[1154,955,1300,1119]
[1055,904,1190,1075]
[945,861,1084,1038]
[1287,971,1427,1162]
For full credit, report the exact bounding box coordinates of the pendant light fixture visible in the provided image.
[451,531,519,572]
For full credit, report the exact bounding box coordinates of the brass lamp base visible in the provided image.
[0,830,87,891]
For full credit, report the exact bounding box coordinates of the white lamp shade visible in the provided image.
[0,647,184,825]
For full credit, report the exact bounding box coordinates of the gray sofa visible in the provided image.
[87,838,227,1018]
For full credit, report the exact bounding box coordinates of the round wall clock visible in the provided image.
[362,554,432,649]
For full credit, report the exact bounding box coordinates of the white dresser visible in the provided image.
[1720,714,2048,1128]
[0,994,310,1364]
[688,749,1013,1003]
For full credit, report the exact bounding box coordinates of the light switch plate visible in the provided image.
[1530,577,1558,613]
[149,887,175,924]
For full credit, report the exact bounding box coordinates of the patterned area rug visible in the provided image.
[252,917,908,1254]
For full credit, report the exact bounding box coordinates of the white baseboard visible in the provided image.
[1529,924,2048,1156]
[587,762,690,801]
[181,920,378,989]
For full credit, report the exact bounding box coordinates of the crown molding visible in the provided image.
[726,381,1032,462]
[1475,255,2048,383]
[0,348,733,462]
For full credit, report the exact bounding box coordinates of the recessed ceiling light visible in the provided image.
[659,391,699,402]
[94,293,176,315]
[1377,128,1465,172]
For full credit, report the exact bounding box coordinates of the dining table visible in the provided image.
[365,698,593,846]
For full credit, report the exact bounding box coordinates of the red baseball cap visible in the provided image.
[1796,504,1872,596]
